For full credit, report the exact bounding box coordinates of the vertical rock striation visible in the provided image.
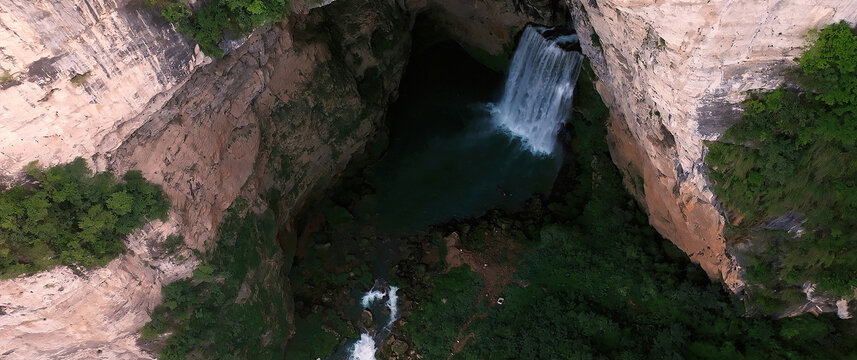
[0,0,205,177]
[568,0,857,291]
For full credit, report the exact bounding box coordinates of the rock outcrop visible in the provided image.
[568,0,857,292]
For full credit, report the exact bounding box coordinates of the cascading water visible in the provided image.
[348,334,377,360]
[347,285,400,360]
[494,26,584,154]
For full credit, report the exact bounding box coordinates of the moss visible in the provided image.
[69,72,91,86]
[0,69,14,83]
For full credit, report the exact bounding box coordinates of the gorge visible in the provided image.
[1,0,857,359]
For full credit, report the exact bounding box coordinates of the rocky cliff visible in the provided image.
[0,0,389,357]
[567,0,857,293]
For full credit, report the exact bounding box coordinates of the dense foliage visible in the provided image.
[406,62,857,359]
[150,0,291,57]
[405,265,484,359]
[140,200,290,359]
[706,21,857,307]
[0,158,168,277]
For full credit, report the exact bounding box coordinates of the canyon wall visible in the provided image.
[0,0,409,357]
[568,0,857,292]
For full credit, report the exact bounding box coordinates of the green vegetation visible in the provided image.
[406,61,857,359]
[282,313,340,359]
[589,32,602,50]
[69,72,91,86]
[406,265,483,359]
[140,200,291,359]
[161,234,185,256]
[0,158,168,277]
[706,21,857,308]
[283,201,380,359]
[151,0,291,57]
[0,68,14,83]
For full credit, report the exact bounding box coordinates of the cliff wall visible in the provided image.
[0,0,205,178]
[568,0,857,292]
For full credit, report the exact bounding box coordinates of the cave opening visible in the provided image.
[286,13,587,359]
[349,17,566,234]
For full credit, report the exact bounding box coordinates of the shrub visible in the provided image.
[0,158,169,277]
[140,203,290,359]
[156,0,291,57]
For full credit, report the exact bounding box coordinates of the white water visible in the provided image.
[494,26,584,154]
[385,286,399,327]
[348,334,377,360]
[360,289,386,308]
[347,285,400,360]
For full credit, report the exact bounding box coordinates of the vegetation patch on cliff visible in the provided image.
[148,0,290,57]
[140,199,291,359]
[0,158,168,277]
[706,21,857,311]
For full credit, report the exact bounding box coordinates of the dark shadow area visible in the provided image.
[350,27,563,234]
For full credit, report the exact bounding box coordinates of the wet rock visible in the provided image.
[413,263,427,278]
[361,309,374,328]
[759,211,806,236]
[390,338,409,355]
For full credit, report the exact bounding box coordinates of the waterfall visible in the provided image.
[494,26,584,154]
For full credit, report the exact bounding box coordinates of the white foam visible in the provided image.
[349,285,401,359]
[360,289,386,308]
[348,333,377,360]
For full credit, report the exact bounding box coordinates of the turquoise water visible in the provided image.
[354,42,563,233]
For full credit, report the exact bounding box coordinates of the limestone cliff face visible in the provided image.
[0,0,205,178]
[568,0,857,292]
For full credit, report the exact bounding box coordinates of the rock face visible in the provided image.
[568,0,857,291]
[0,0,205,178]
